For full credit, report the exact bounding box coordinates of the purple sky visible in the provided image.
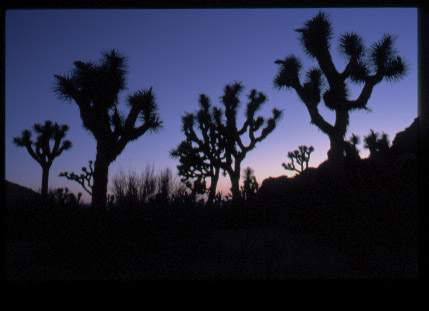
[5,8,417,202]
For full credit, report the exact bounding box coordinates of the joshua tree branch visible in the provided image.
[346,76,382,110]
[291,82,334,136]
[304,100,334,135]
[55,141,72,158]
[123,105,140,135]
[282,161,300,173]
[315,51,340,86]
[22,143,41,165]
[59,160,94,196]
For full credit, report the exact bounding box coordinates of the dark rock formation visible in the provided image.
[5,180,41,208]
[261,118,418,197]
[257,118,418,250]
[389,117,419,162]
[259,175,290,196]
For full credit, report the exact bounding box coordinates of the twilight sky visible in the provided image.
[5,8,417,202]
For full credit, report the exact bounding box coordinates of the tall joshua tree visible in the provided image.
[54,50,162,211]
[170,94,224,207]
[219,82,282,203]
[171,82,281,205]
[274,11,407,162]
[13,120,72,201]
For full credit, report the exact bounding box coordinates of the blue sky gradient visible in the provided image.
[6,8,417,202]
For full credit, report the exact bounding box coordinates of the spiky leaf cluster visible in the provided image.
[295,11,333,59]
[54,50,127,109]
[274,55,302,89]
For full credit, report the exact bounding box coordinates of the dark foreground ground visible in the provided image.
[6,202,417,281]
[7,228,417,281]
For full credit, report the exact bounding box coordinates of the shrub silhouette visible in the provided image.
[112,168,137,207]
[155,168,176,204]
[54,50,162,211]
[344,133,361,161]
[59,160,94,196]
[274,11,407,163]
[364,129,390,159]
[140,163,158,204]
[111,163,158,206]
[47,187,82,208]
[170,95,224,207]
[282,145,314,174]
[13,120,72,202]
[111,165,186,209]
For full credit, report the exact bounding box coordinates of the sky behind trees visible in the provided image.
[5,8,417,202]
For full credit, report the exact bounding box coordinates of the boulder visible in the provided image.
[259,175,290,196]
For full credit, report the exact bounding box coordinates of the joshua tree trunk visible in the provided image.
[327,107,349,162]
[230,173,241,205]
[41,166,50,202]
[91,144,111,211]
[207,168,220,207]
[229,160,242,205]
[327,132,347,163]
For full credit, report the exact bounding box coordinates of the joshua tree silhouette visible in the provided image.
[54,50,162,211]
[282,145,314,174]
[364,129,390,158]
[172,82,281,205]
[13,120,72,202]
[170,94,224,207]
[59,160,94,196]
[218,82,282,204]
[240,167,259,201]
[274,11,407,163]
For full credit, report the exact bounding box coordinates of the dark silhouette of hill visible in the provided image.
[260,117,418,194]
[5,180,41,208]
[259,118,418,253]
[390,117,418,158]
